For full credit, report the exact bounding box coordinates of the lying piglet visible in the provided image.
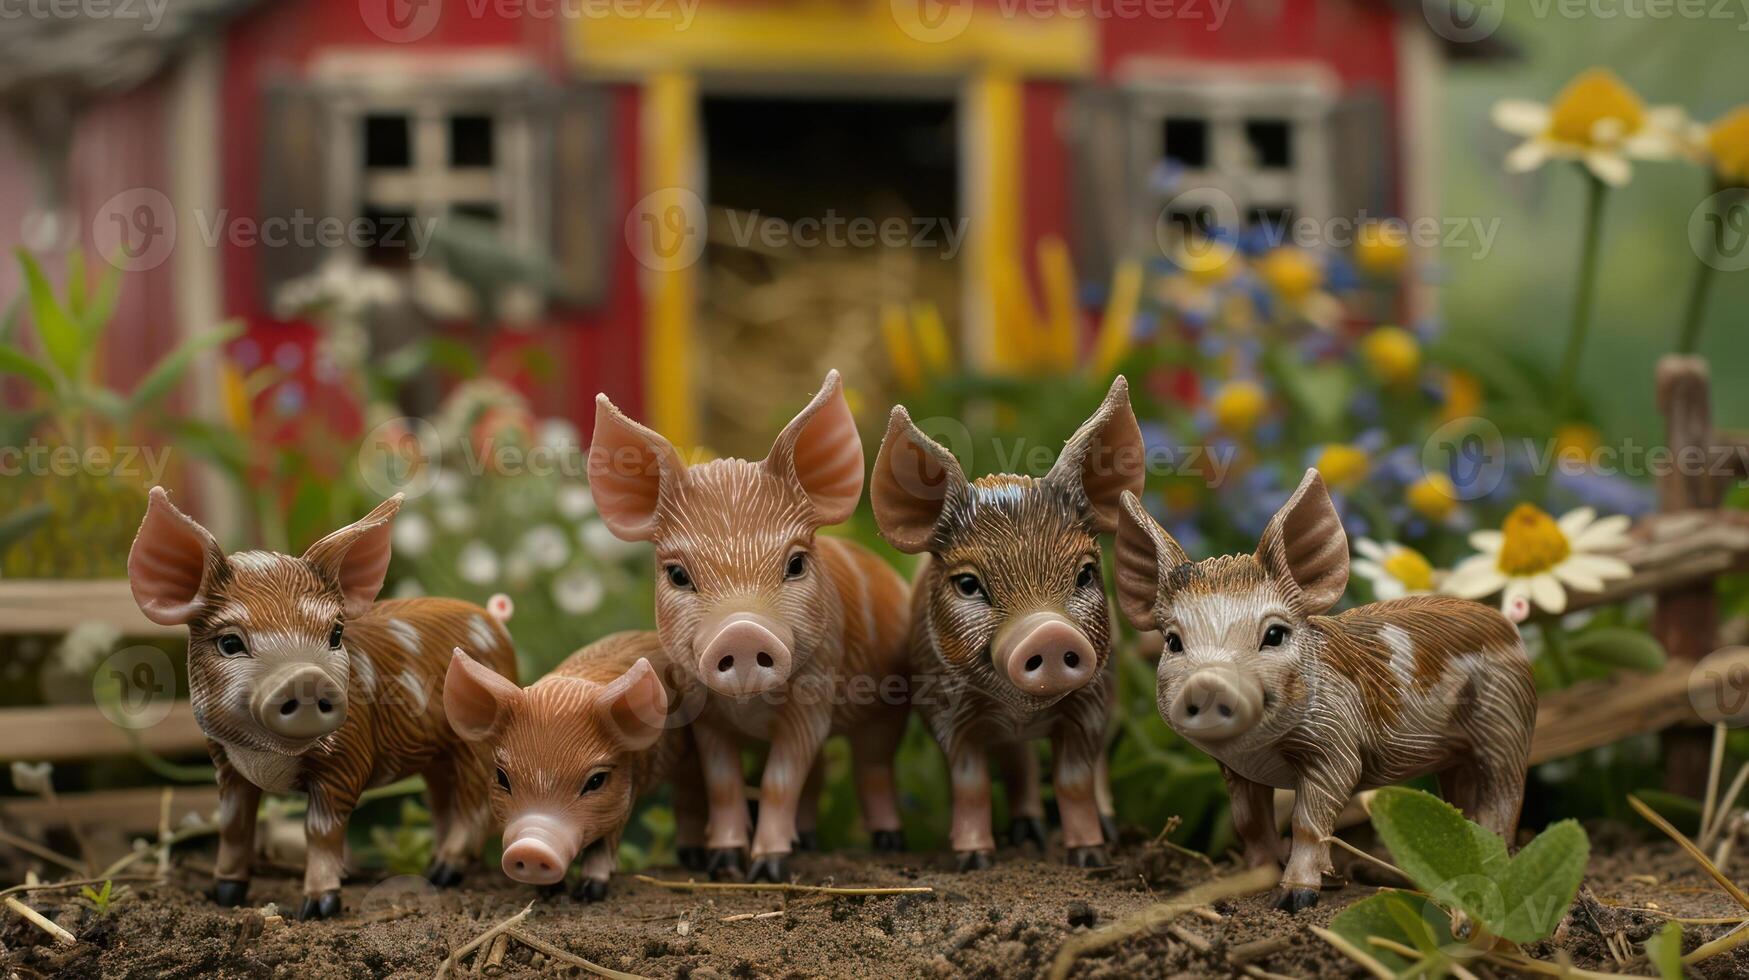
[589,370,912,881]
[870,377,1143,869]
[444,633,704,899]
[1113,469,1537,911]
[128,489,518,919]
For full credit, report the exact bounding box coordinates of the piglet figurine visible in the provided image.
[1113,469,1537,911]
[444,633,702,900]
[870,377,1144,869]
[589,370,912,881]
[128,489,518,919]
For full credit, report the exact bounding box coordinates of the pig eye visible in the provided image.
[327,623,344,650]
[1075,562,1098,588]
[951,573,986,601]
[664,564,694,591]
[1261,625,1291,648]
[1164,632,1184,655]
[495,767,511,792]
[784,552,808,580]
[216,633,248,657]
[581,771,609,795]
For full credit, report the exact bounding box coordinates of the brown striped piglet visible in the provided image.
[589,370,912,882]
[1113,469,1537,912]
[128,488,519,920]
[870,377,1145,870]
[444,632,706,900]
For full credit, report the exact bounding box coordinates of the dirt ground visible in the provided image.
[3,829,1747,979]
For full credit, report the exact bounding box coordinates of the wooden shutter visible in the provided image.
[1068,85,1137,288]
[257,79,333,309]
[546,82,613,309]
[1329,87,1395,222]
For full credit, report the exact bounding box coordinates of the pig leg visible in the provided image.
[1051,725,1107,866]
[1278,757,1360,913]
[995,742,1045,850]
[1468,747,1529,845]
[1094,749,1118,845]
[749,709,831,882]
[794,754,825,852]
[697,722,750,879]
[575,835,619,902]
[422,749,492,888]
[850,706,907,851]
[947,740,996,870]
[672,743,709,871]
[1221,765,1283,871]
[210,748,261,908]
[300,778,364,920]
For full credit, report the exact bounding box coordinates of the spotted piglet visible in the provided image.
[589,370,912,881]
[870,377,1144,869]
[1113,469,1537,911]
[444,633,705,900]
[128,489,518,919]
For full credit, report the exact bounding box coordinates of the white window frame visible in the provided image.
[308,52,547,268]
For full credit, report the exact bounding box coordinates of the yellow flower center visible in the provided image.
[1547,68,1645,148]
[1496,503,1572,577]
[1360,326,1422,386]
[1441,371,1483,423]
[1709,106,1749,185]
[1354,220,1409,279]
[1257,248,1321,302]
[1554,424,1601,470]
[1211,380,1269,434]
[1315,444,1370,491]
[1382,547,1436,593]
[1175,238,1240,285]
[1406,474,1458,522]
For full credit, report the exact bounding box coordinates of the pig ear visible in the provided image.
[870,405,968,554]
[129,487,225,626]
[589,394,687,542]
[1045,376,1146,534]
[303,494,401,618]
[444,648,523,740]
[763,370,865,526]
[595,658,669,752]
[1256,469,1350,615]
[1114,491,1188,631]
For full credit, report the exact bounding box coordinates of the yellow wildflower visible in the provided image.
[1406,473,1459,523]
[1359,327,1421,386]
[1314,444,1370,491]
[1211,380,1269,435]
[1492,68,1685,186]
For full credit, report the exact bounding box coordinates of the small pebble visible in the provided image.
[1067,901,1097,929]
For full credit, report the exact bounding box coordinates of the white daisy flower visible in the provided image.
[457,541,501,586]
[521,525,571,571]
[1352,539,1439,600]
[556,484,594,521]
[391,511,433,559]
[1492,68,1686,187]
[1443,504,1633,616]
[436,500,475,533]
[581,519,646,561]
[552,569,605,615]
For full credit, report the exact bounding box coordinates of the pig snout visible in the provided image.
[995,612,1097,698]
[500,816,580,885]
[697,612,793,697]
[252,666,346,741]
[1167,667,1263,741]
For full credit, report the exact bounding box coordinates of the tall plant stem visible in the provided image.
[1555,173,1608,423]
[1677,188,1731,354]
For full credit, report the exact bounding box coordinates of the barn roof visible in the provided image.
[0,0,262,97]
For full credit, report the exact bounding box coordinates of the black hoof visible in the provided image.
[297,890,343,921]
[573,877,609,903]
[1067,846,1109,868]
[1099,813,1120,845]
[677,846,709,872]
[1008,816,1047,849]
[871,829,907,853]
[537,882,568,900]
[426,862,464,889]
[1274,888,1320,913]
[706,847,746,881]
[794,830,819,853]
[956,849,994,872]
[212,878,249,908]
[748,854,789,883]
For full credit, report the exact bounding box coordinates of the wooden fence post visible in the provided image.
[1653,355,1720,796]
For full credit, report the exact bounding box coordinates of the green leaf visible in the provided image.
[1,293,22,344]
[1328,892,1453,975]
[1370,787,1484,892]
[15,248,85,381]
[83,259,120,344]
[1567,628,1666,674]
[1644,921,1684,980]
[1497,819,1589,944]
[0,343,56,393]
[128,320,243,412]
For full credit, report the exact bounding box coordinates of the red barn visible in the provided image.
[0,0,1504,470]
